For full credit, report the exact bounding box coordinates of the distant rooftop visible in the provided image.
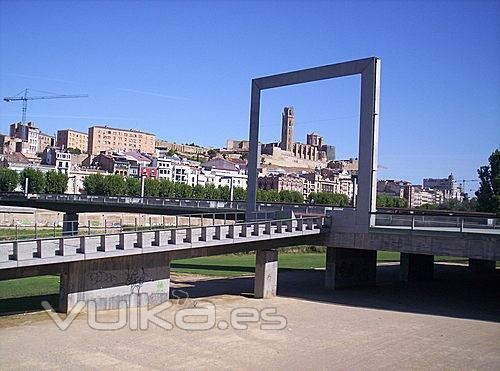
[90,125,154,136]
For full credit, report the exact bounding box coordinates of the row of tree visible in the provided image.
[82,174,316,203]
[0,168,69,194]
[376,194,409,208]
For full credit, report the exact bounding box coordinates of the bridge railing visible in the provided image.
[0,211,258,242]
[371,212,499,234]
[0,215,329,266]
[30,194,331,215]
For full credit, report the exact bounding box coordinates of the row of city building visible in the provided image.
[0,120,464,207]
[0,121,158,157]
[377,174,464,208]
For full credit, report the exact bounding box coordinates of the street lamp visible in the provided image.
[67,175,77,194]
[24,177,29,196]
[220,176,234,202]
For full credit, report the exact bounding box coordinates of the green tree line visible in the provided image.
[0,168,68,194]
[83,174,313,203]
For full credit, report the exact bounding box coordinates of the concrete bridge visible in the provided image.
[0,207,498,313]
[0,213,326,312]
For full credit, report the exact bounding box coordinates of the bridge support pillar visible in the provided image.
[63,213,79,236]
[400,253,434,282]
[254,249,278,298]
[468,259,496,276]
[325,247,376,289]
[59,252,170,313]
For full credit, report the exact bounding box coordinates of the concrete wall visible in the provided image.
[328,229,500,261]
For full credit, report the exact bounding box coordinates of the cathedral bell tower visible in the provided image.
[280,106,294,151]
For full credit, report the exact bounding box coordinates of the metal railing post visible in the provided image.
[135,218,138,231]
[411,215,415,230]
[34,223,37,239]
[88,220,91,235]
[460,217,464,233]
[53,222,56,237]
[176,215,178,228]
[213,213,215,226]
[15,225,18,240]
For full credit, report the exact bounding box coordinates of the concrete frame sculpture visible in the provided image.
[246,57,381,232]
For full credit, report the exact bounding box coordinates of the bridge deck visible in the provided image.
[0,217,326,271]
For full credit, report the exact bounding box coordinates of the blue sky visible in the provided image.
[1,0,499,192]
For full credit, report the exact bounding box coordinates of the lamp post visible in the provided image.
[67,175,77,194]
[140,168,146,198]
[221,176,234,202]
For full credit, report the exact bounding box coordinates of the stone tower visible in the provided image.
[280,106,294,151]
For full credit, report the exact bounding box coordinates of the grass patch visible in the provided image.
[0,275,60,299]
[172,253,327,277]
[0,228,63,241]
[0,275,60,315]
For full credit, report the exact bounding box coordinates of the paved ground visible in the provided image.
[0,264,499,370]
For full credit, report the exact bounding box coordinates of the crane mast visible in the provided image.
[3,88,88,123]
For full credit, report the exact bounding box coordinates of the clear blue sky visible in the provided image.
[1,0,499,192]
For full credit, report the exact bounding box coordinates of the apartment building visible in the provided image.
[56,129,88,153]
[258,174,304,194]
[38,132,55,153]
[9,122,39,154]
[88,126,155,155]
[42,147,71,175]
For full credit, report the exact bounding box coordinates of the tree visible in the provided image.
[279,190,303,203]
[233,186,247,201]
[166,149,178,156]
[218,185,230,201]
[476,149,500,212]
[203,184,220,199]
[126,177,141,196]
[144,178,160,197]
[172,182,192,198]
[192,184,205,199]
[207,149,218,159]
[376,194,408,208]
[159,179,175,197]
[83,173,107,195]
[103,174,127,196]
[20,168,46,194]
[256,189,280,202]
[45,171,68,194]
[66,147,82,155]
[308,192,350,206]
[0,168,19,192]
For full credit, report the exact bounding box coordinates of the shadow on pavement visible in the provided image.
[171,263,500,323]
[0,294,59,317]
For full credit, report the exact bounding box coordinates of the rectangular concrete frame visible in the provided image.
[246,57,381,231]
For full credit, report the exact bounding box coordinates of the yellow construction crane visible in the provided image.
[3,88,88,124]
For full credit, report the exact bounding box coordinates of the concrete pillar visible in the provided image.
[400,253,434,282]
[254,249,278,299]
[469,259,496,276]
[59,252,170,313]
[63,213,79,236]
[325,247,377,289]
